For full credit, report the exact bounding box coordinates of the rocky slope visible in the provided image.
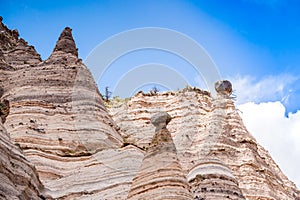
[109,88,300,200]
[0,120,44,200]
[0,17,299,199]
[0,18,142,199]
[0,17,41,68]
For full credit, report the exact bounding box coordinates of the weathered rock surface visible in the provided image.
[215,80,233,95]
[0,17,299,200]
[52,27,78,57]
[0,17,42,68]
[150,111,172,131]
[127,112,192,200]
[110,88,300,199]
[188,158,245,199]
[0,18,143,199]
[0,99,9,123]
[0,120,44,199]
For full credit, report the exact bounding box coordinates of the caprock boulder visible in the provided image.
[0,17,299,200]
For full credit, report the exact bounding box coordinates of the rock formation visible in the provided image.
[188,158,245,199]
[215,80,232,95]
[0,17,41,68]
[52,27,78,57]
[0,18,142,199]
[110,88,300,199]
[0,118,44,199]
[0,17,299,199]
[127,112,192,200]
[0,99,9,123]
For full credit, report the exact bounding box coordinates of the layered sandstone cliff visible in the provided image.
[0,77,44,199]
[110,89,300,199]
[0,17,299,200]
[0,120,44,200]
[0,18,142,199]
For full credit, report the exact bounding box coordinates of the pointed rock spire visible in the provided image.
[52,27,78,57]
[127,112,193,200]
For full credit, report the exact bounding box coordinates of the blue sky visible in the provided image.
[1,0,300,112]
[1,0,300,187]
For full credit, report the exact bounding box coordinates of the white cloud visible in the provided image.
[230,74,297,105]
[229,74,300,187]
[238,101,300,188]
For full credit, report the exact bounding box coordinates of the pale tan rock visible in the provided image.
[0,121,44,199]
[0,17,299,200]
[110,89,300,200]
[127,112,192,200]
[1,21,140,199]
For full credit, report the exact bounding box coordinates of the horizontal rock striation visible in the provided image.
[0,19,143,199]
[127,112,192,200]
[0,17,299,200]
[109,88,300,199]
[4,27,123,156]
[0,120,44,200]
[188,158,245,200]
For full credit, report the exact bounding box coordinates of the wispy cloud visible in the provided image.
[238,101,300,188]
[230,74,297,105]
[229,73,300,187]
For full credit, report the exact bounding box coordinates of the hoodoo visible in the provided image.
[0,17,299,199]
[127,112,193,200]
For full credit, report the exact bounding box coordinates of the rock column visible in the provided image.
[127,111,193,200]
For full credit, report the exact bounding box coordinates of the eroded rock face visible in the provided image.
[110,89,300,200]
[0,17,42,68]
[0,17,299,200]
[0,121,44,200]
[188,158,245,200]
[0,19,142,199]
[45,27,80,66]
[128,112,192,200]
[0,99,9,123]
[150,111,171,131]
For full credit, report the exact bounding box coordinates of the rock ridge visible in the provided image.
[0,16,42,68]
[109,88,300,199]
[0,17,299,200]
